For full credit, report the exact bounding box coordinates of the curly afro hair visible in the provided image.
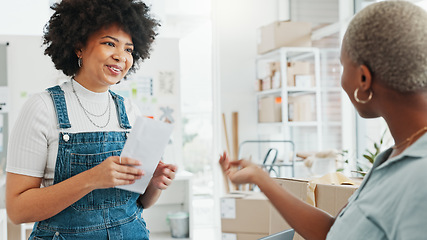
[43,0,159,77]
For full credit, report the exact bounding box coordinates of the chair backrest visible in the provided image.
[258,229,295,240]
[238,140,296,177]
[262,148,278,175]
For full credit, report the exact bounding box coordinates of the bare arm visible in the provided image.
[220,152,334,240]
[138,161,177,209]
[6,156,143,224]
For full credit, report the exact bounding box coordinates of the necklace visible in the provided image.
[71,79,111,128]
[392,126,427,149]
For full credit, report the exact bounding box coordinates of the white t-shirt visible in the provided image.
[6,80,141,187]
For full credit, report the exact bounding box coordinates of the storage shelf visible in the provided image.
[257,122,283,127]
[256,87,317,97]
[256,47,323,152]
[256,89,282,96]
[256,47,318,61]
[287,87,317,93]
[320,87,342,92]
[322,121,342,127]
[288,121,319,127]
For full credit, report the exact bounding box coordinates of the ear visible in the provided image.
[359,65,372,90]
[75,43,84,58]
[75,48,82,58]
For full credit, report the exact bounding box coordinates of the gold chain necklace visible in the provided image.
[71,79,112,128]
[392,126,427,149]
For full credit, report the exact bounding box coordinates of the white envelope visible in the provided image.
[116,116,173,194]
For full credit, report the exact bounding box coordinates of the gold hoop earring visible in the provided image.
[354,88,373,104]
[78,58,82,68]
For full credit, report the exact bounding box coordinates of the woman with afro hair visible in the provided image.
[5,0,177,239]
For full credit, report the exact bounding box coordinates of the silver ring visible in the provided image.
[119,156,122,164]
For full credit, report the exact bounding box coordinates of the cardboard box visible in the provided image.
[258,96,282,123]
[221,185,306,240]
[295,75,314,88]
[288,93,316,121]
[256,79,263,91]
[315,183,359,216]
[269,61,281,73]
[261,76,272,90]
[222,232,267,240]
[272,178,309,240]
[287,62,311,87]
[221,192,271,234]
[219,177,358,240]
[258,21,312,54]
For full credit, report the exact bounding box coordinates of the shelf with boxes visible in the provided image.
[255,46,344,155]
[256,47,323,152]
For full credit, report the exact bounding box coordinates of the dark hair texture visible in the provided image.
[43,0,159,77]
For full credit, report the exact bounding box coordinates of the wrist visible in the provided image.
[251,168,269,186]
[79,170,97,192]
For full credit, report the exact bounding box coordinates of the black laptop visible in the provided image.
[258,229,295,240]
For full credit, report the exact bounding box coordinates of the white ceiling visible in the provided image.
[0,0,211,38]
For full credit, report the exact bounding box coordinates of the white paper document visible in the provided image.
[116,116,173,194]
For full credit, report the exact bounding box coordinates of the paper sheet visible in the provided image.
[116,116,173,194]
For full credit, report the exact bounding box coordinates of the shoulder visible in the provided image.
[20,90,55,118]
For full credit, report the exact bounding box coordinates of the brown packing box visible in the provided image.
[315,183,359,216]
[258,96,282,123]
[294,75,314,88]
[287,62,311,87]
[220,178,359,240]
[288,93,316,121]
[220,192,271,234]
[257,21,312,54]
[221,183,305,240]
[271,178,309,240]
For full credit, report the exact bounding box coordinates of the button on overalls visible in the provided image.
[29,86,149,240]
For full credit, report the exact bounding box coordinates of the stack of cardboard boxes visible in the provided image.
[257,21,311,55]
[287,93,316,122]
[220,178,359,240]
[256,20,315,124]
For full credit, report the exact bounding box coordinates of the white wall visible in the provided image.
[214,0,279,155]
[0,35,61,128]
[0,0,52,36]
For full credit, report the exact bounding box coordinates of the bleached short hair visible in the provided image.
[343,1,427,92]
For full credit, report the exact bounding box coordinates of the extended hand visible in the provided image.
[219,152,264,185]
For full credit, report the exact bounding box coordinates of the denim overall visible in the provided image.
[29,86,149,240]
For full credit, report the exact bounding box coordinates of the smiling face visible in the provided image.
[75,23,134,92]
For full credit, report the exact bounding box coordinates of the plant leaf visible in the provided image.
[363,154,375,163]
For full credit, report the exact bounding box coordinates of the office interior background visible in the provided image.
[1,0,427,239]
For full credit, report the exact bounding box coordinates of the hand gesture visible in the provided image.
[150,161,177,190]
[87,156,144,189]
[219,152,265,185]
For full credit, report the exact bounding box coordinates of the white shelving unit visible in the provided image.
[254,47,344,179]
[256,47,323,152]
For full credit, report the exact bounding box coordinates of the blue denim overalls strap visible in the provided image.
[30,85,148,240]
